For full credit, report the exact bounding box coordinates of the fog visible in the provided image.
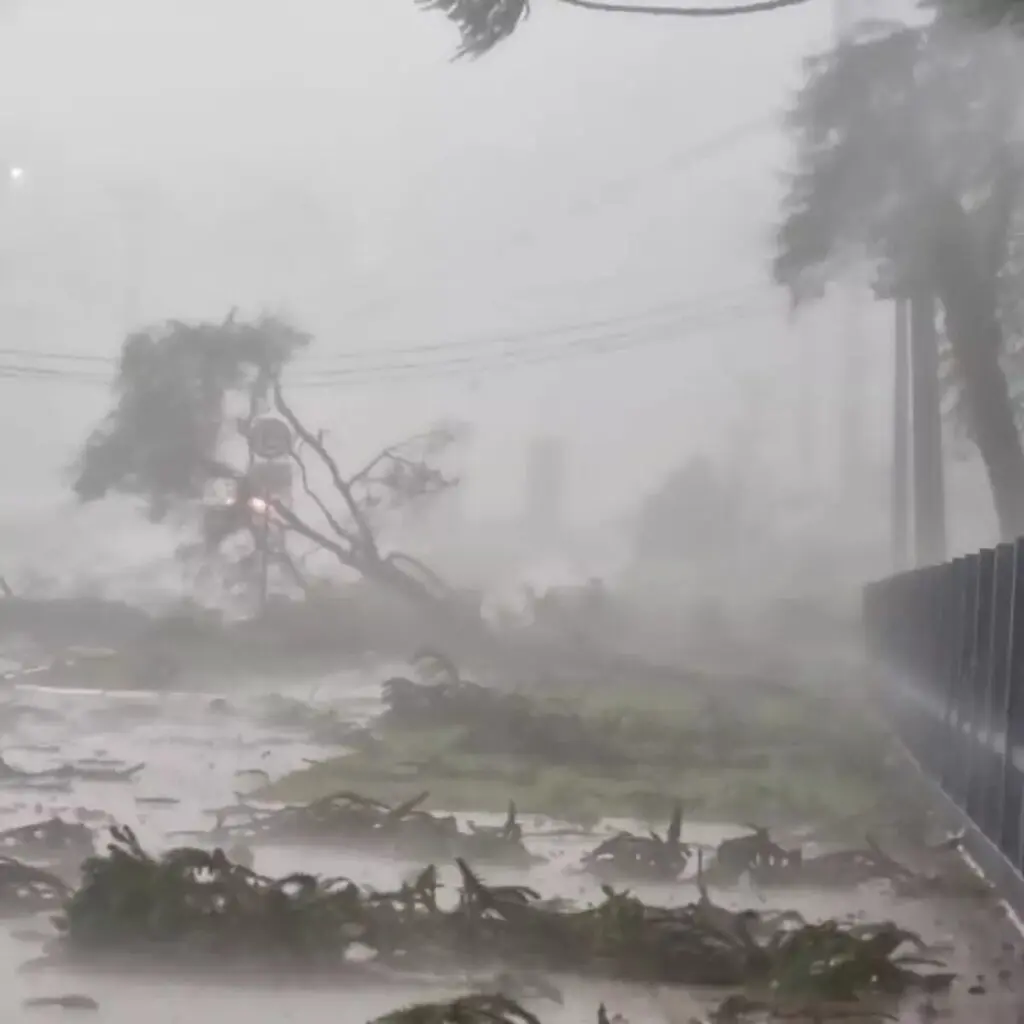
[0,0,1000,606]
[3,8,1024,1021]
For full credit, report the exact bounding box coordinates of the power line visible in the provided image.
[0,282,774,372]
[559,0,814,14]
[299,283,772,365]
[0,293,775,390]
[471,115,779,261]
[432,0,816,57]
[290,297,776,387]
[292,297,774,383]
[0,116,779,377]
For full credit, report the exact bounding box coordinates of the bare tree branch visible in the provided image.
[270,499,364,570]
[270,500,444,606]
[348,432,446,490]
[272,380,379,557]
[272,539,311,596]
[289,440,360,547]
[385,552,455,598]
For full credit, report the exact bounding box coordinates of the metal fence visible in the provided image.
[863,541,1024,890]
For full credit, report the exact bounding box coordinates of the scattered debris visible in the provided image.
[41,827,952,1006]
[189,792,538,867]
[0,856,71,916]
[690,825,993,897]
[0,818,94,866]
[582,801,691,882]
[371,994,541,1024]
[0,757,143,786]
[379,674,631,769]
[23,994,99,1012]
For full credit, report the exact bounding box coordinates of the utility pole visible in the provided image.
[910,284,947,565]
[795,314,817,498]
[524,436,565,546]
[840,286,868,500]
[833,0,870,507]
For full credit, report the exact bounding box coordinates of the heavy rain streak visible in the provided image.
[0,1,1023,1022]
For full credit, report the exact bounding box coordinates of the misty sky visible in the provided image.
[0,0,937,582]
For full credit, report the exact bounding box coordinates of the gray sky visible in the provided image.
[0,0,917,573]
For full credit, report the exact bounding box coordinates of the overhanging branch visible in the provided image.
[348,431,442,490]
[420,0,813,58]
[984,148,1024,282]
[559,0,813,14]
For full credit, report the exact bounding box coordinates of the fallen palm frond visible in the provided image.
[0,856,71,917]
[376,665,897,789]
[255,693,375,747]
[23,994,99,1012]
[380,675,631,769]
[57,825,368,965]
[0,756,143,786]
[44,828,953,1006]
[693,826,988,897]
[582,801,692,882]
[187,791,538,867]
[0,818,94,866]
[371,994,542,1024]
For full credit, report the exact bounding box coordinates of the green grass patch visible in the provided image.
[260,680,903,827]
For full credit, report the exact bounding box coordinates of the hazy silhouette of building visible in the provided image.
[523,436,565,544]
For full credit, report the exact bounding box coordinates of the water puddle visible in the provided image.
[0,674,1018,1022]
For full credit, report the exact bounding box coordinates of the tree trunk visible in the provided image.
[928,196,1024,541]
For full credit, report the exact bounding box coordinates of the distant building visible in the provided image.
[523,436,565,543]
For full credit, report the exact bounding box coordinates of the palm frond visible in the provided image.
[416,0,530,58]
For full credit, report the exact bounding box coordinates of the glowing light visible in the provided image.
[8,167,24,183]
[248,497,268,514]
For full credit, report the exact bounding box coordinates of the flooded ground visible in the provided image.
[2,670,1023,1022]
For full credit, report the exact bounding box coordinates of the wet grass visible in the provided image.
[260,674,909,827]
[263,738,882,826]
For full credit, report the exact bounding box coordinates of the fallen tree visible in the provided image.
[70,313,475,630]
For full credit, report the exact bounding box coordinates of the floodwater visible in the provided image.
[1,669,1022,1023]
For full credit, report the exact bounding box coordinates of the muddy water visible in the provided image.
[1,673,1021,1022]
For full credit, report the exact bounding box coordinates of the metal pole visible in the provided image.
[797,318,816,493]
[256,515,269,617]
[834,1,869,507]
[841,287,867,503]
[910,285,947,567]
[893,297,911,571]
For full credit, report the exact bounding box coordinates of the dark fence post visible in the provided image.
[1003,539,1024,870]
[867,538,1024,903]
[981,543,1014,838]
[951,555,981,810]
[966,548,996,822]
[939,558,968,795]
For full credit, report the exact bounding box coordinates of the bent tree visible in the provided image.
[774,21,1024,539]
[72,313,467,608]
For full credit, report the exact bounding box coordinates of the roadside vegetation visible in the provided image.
[21,826,957,1023]
[257,656,913,828]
